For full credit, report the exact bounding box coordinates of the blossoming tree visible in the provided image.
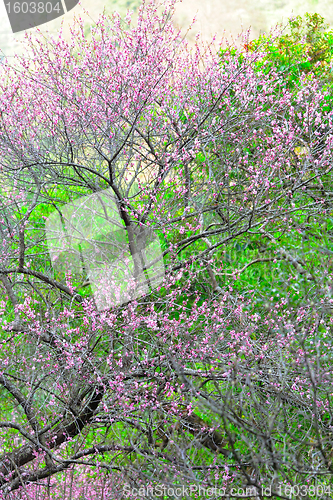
[0,1,333,498]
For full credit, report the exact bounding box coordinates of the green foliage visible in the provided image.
[248,13,333,87]
[220,13,333,91]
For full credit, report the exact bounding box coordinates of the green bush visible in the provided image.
[221,13,333,89]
